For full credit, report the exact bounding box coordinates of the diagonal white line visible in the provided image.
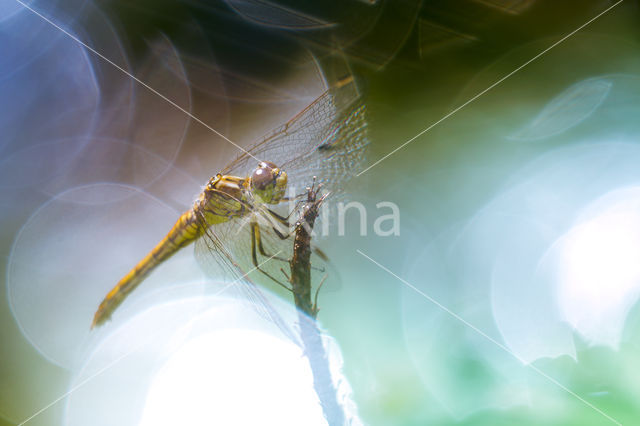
[356,249,622,425]
[12,0,259,163]
[357,0,624,177]
[17,251,283,425]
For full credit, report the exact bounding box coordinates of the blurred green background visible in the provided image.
[2,0,640,424]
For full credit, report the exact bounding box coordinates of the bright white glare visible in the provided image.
[139,329,326,426]
[64,285,359,426]
[556,188,640,347]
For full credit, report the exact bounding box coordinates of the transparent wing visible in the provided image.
[201,201,337,292]
[222,77,369,195]
[193,206,300,345]
[191,80,367,339]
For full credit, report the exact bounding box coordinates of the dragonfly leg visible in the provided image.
[251,220,292,291]
[266,208,291,228]
[263,206,326,273]
[265,223,326,275]
[280,267,291,281]
[271,224,290,240]
[279,195,313,221]
[281,176,321,202]
[262,208,327,273]
[277,177,323,221]
[280,191,307,202]
[253,220,290,263]
[264,208,296,240]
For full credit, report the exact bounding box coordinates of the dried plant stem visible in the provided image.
[289,187,345,425]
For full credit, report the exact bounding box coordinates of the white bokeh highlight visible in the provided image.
[64,282,359,426]
[139,329,324,426]
[552,187,640,348]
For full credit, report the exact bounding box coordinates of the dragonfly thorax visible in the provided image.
[249,161,288,205]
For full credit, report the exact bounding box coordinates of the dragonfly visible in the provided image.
[91,75,368,329]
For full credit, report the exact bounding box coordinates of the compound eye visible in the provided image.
[261,161,277,169]
[251,164,275,190]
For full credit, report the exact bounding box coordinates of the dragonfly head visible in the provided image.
[250,161,288,204]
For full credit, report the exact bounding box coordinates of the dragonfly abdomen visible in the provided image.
[92,179,250,328]
[91,209,204,328]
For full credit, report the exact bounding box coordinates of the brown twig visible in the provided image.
[289,185,345,425]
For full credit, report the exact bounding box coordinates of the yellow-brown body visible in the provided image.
[91,174,250,327]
